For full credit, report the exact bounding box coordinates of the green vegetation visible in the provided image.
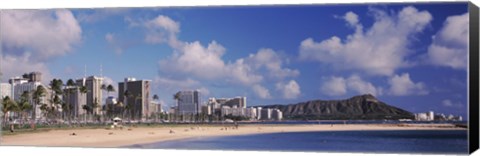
[223,114,250,121]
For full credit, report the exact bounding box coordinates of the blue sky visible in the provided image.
[1,3,469,118]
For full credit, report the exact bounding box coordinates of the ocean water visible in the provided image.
[129,130,468,154]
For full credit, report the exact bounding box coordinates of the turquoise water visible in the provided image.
[128,130,468,154]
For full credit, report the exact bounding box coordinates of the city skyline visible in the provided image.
[0,3,469,118]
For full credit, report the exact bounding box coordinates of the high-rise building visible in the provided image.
[427,111,435,121]
[118,77,151,120]
[271,109,283,121]
[260,108,272,120]
[207,96,246,115]
[176,90,201,115]
[245,108,257,119]
[26,72,42,82]
[220,107,257,120]
[169,106,177,114]
[0,83,12,99]
[149,101,162,116]
[256,107,263,120]
[223,97,246,108]
[63,86,87,119]
[76,76,103,115]
[9,73,50,120]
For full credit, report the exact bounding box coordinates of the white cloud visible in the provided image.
[346,75,382,96]
[442,99,463,108]
[154,77,200,90]
[143,15,182,48]
[102,76,116,86]
[197,87,210,96]
[2,10,82,61]
[321,76,347,96]
[146,15,180,34]
[142,15,300,99]
[1,53,53,85]
[247,48,299,80]
[343,11,359,26]
[300,6,432,76]
[104,32,138,55]
[104,33,122,54]
[1,10,82,85]
[427,13,468,70]
[225,58,263,85]
[442,99,453,107]
[252,84,271,99]
[321,75,381,96]
[276,80,301,99]
[388,73,428,96]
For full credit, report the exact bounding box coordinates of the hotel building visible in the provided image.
[63,86,87,119]
[118,77,151,120]
[176,90,201,115]
[76,76,103,115]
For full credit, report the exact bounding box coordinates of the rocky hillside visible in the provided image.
[259,94,414,120]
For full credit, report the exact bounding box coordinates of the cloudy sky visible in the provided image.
[0,2,469,118]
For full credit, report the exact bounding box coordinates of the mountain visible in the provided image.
[257,94,414,120]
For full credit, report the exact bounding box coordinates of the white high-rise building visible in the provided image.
[9,73,50,120]
[256,107,263,120]
[271,109,283,120]
[427,111,434,121]
[0,83,12,99]
[207,96,247,115]
[76,76,103,115]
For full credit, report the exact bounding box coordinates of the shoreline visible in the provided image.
[1,123,466,148]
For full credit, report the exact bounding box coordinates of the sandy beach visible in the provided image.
[0,124,465,148]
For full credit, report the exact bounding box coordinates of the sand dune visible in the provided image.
[0,124,464,148]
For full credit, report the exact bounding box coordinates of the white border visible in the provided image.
[0,0,473,9]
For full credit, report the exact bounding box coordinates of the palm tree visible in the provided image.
[101,84,107,92]
[65,79,76,122]
[51,95,62,121]
[123,90,130,120]
[49,79,64,122]
[39,104,49,122]
[92,97,100,122]
[79,85,88,122]
[116,101,124,119]
[124,102,134,123]
[173,92,181,122]
[2,96,17,128]
[152,94,159,121]
[66,79,75,87]
[61,102,70,124]
[81,105,90,123]
[32,85,46,122]
[106,84,115,97]
[17,91,32,126]
[105,85,115,118]
[134,94,143,121]
[173,92,181,103]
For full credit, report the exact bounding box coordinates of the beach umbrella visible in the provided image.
[113,117,122,121]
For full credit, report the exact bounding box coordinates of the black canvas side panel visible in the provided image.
[469,2,479,154]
